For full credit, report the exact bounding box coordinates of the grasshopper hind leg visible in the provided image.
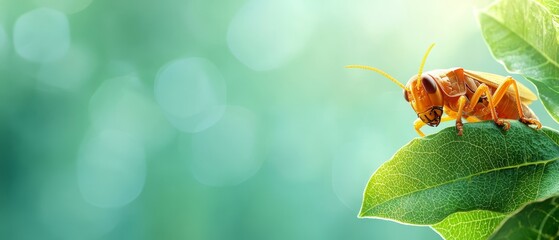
[490,77,542,129]
[518,105,542,128]
[520,117,542,128]
[460,84,511,132]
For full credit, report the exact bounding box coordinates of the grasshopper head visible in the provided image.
[404,73,444,127]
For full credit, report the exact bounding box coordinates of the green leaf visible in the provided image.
[432,210,506,240]
[535,0,559,42]
[360,121,559,226]
[479,0,559,123]
[489,195,559,239]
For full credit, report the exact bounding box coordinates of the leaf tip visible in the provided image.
[357,209,366,218]
[357,203,374,218]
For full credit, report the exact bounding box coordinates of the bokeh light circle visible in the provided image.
[77,130,146,208]
[227,0,315,71]
[155,57,226,133]
[187,106,260,187]
[89,75,176,152]
[13,8,70,62]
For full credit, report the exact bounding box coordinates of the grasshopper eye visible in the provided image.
[403,89,409,102]
[422,75,437,94]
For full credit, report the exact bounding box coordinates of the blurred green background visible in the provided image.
[1,0,557,239]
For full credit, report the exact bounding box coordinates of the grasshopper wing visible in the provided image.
[464,70,537,104]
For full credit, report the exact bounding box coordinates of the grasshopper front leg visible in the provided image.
[414,116,455,137]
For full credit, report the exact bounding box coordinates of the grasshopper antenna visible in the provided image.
[416,43,436,89]
[345,65,406,90]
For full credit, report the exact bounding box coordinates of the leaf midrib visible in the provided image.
[362,157,559,216]
[435,212,505,226]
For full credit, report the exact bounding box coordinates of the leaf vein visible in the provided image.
[363,157,559,215]
[482,11,559,70]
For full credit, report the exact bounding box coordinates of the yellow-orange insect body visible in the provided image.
[347,44,542,136]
